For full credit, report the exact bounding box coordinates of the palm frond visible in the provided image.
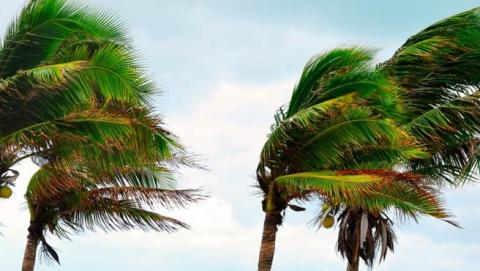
[59,195,188,234]
[269,170,451,221]
[287,47,376,117]
[0,0,127,78]
[383,7,480,116]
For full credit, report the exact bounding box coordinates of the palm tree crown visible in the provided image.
[0,0,160,183]
[256,47,454,271]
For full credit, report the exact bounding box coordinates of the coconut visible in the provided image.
[322,215,335,228]
[0,186,12,198]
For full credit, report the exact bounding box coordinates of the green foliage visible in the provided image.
[256,46,460,269]
[257,47,426,197]
[269,170,449,220]
[0,0,167,176]
[0,0,127,78]
[25,158,204,263]
[383,7,480,185]
[287,47,377,117]
[0,0,203,267]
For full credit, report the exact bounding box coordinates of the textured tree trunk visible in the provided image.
[258,212,282,271]
[22,233,39,271]
[346,259,359,271]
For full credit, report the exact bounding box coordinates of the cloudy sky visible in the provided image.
[1,0,480,270]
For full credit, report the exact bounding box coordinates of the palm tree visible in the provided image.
[255,47,453,271]
[326,8,480,271]
[22,157,204,271]
[265,8,480,271]
[0,1,204,269]
[0,0,162,190]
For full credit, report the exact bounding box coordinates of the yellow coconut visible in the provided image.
[0,186,12,199]
[322,215,335,228]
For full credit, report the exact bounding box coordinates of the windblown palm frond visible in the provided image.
[0,0,159,181]
[382,7,480,184]
[287,47,378,116]
[297,169,456,268]
[0,0,127,78]
[25,160,204,263]
[269,170,450,220]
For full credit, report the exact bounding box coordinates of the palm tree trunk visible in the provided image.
[346,260,359,271]
[258,212,282,271]
[22,233,39,271]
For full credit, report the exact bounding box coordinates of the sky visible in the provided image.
[1,0,480,270]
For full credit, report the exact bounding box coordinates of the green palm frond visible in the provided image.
[382,7,480,184]
[0,44,155,129]
[1,105,180,166]
[0,0,127,78]
[287,47,376,117]
[26,157,204,262]
[0,61,88,88]
[261,104,420,176]
[405,91,480,141]
[338,144,428,170]
[261,93,356,165]
[87,187,205,209]
[269,170,451,220]
[62,193,188,233]
[383,7,480,114]
[290,107,420,170]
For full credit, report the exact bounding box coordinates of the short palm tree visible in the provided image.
[256,47,453,271]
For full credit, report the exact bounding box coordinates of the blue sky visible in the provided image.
[1,0,480,270]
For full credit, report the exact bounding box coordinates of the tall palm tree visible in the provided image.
[264,8,480,271]
[256,47,453,271]
[0,0,161,189]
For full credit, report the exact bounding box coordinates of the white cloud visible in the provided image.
[379,232,480,271]
[168,81,292,167]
